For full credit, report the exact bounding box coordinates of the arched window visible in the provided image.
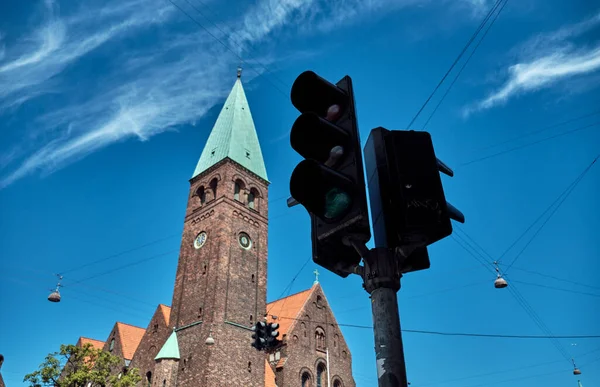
[316,364,326,387]
[301,372,311,387]
[198,186,206,204]
[333,379,342,387]
[209,178,218,200]
[248,190,255,209]
[234,181,242,201]
[146,371,152,387]
[109,338,115,352]
[315,327,326,350]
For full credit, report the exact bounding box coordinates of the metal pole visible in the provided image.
[361,247,408,387]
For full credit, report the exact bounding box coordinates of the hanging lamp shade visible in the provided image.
[494,276,508,289]
[48,291,61,302]
[205,331,215,346]
[573,367,581,375]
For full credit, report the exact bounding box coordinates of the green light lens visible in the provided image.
[323,187,352,219]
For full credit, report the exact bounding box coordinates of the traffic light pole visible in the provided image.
[352,243,408,387]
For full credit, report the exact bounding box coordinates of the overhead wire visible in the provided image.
[503,153,599,273]
[451,227,576,364]
[59,233,180,275]
[63,248,180,287]
[460,121,600,167]
[450,234,496,275]
[406,0,505,129]
[165,0,289,97]
[478,109,600,151]
[266,256,312,317]
[273,315,600,339]
[420,0,508,129]
[416,347,600,387]
[484,153,599,269]
[510,280,600,299]
[183,0,290,90]
[507,282,573,362]
[503,265,600,291]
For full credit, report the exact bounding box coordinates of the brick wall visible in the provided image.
[153,359,178,387]
[129,306,171,386]
[167,158,269,387]
[275,285,355,387]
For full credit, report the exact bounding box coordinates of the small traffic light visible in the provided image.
[251,322,267,351]
[265,323,281,349]
[364,128,464,263]
[288,71,371,277]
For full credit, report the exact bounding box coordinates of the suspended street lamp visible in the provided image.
[493,262,508,289]
[572,359,581,375]
[47,274,63,303]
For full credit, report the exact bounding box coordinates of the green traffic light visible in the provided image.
[323,188,352,219]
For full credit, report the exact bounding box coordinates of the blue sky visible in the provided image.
[1,0,599,386]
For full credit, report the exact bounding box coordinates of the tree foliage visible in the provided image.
[24,343,142,387]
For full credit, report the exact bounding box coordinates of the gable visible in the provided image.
[128,304,173,380]
[159,304,171,326]
[266,287,313,338]
[116,322,145,360]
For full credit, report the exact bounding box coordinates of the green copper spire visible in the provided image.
[192,68,268,181]
[155,331,180,360]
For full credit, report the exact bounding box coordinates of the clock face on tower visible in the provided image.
[194,231,207,249]
[238,232,252,250]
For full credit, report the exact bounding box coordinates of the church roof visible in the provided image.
[264,360,276,387]
[116,322,145,360]
[266,285,316,338]
[155,331,180,360]
[77,337,105,350]
[159,304,171,325]
[192,71,268,182]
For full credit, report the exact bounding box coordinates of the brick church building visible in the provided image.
[72,69,356,387]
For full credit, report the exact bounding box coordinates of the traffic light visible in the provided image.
[251,322,267,351]
[364,127,464,269]
[265,323,281,349]
[288,71,371,277]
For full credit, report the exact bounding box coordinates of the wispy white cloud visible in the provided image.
[465,11,600,116]
[0,0,497,189]
[230,0,490,53]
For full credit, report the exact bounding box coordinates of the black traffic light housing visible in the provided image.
[364,128,464,272]
[289,71,371,277]
[251,321,267,351]
[265,322,281,349]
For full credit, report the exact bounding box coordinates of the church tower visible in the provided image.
[165,68,269,387]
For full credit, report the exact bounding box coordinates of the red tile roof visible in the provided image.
[78,337,104,350]
[159,304,171,325]
[116,322,145,360]
[266,286,315,338]
[264,360,276,387]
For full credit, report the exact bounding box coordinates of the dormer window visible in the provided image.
[245,150,250,158]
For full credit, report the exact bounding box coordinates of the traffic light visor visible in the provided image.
[291,71,349,116]
[290,112,350,163]
[290,160,355,222]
